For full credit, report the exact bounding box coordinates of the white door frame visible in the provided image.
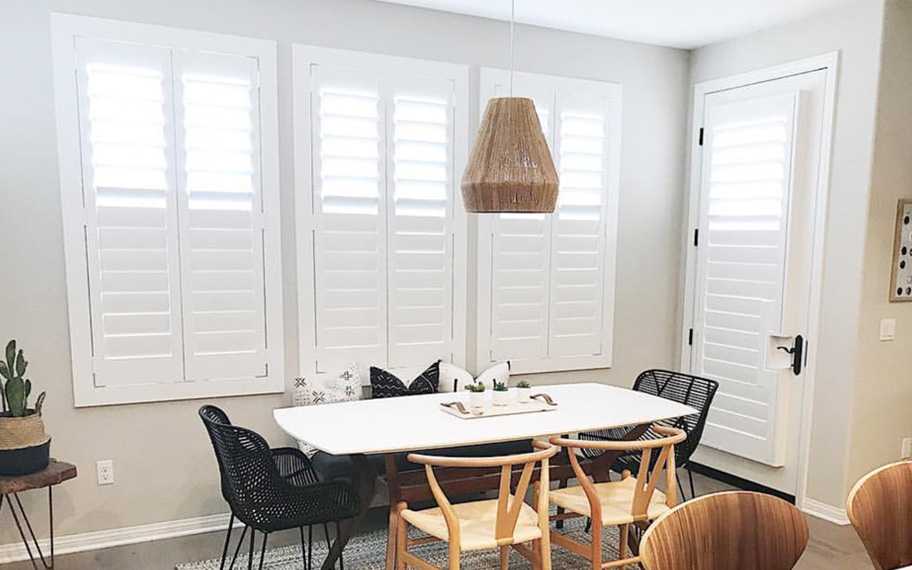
[679,52,839,511]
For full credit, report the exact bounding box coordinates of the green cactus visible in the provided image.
[0,340,31,417]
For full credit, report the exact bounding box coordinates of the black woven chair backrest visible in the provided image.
[633,369,718,464]
[199,405,284,522]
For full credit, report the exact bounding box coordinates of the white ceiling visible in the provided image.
[373,0,858,49]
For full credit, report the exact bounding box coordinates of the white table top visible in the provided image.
[274,383,697,456]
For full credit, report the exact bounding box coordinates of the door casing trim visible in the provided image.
[679,52,840,513]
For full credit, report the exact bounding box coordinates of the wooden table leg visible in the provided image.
[320,454,377,570]
[384,454,401,570]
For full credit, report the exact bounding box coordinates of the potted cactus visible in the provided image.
[465,382,486,411]
[516,380,532,404]
[492,380,510,406]
[0,340,50,476]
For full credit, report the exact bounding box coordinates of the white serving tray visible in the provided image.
[439,394,558,419]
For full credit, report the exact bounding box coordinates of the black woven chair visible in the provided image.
[581,370,719,500]
[199,405,360,570]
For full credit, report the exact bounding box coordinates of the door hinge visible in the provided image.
[688,328,694,346]
[698,127,704,146]
[693,228,699,247]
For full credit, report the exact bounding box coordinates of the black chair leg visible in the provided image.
[258,532,268,570]
[220,515,235,570]
[322,523,333,569]
[308,526,313,570]
[299,527,307,570]
[228,525,248,570]
[585,517,591,533]
[247,528,256,570]
[677,473,687,501]
[335,520,344,570]
[688,466,697,499]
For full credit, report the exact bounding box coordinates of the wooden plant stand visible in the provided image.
[0,459,77,569]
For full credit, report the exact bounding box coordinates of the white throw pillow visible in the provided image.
[439,361,510,392]
[292,363,362,456]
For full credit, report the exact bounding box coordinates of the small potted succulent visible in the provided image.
[492,380,510,406]
[0,340,50,476]
[516,380,532,404]
[465,382,486,411]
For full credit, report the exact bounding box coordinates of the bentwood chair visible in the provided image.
[396,440,559,570]
[639,491,809,570]
[580,370,718,500]
[547,426,685,570]
[847,461,912,570]
[199,406,361,570]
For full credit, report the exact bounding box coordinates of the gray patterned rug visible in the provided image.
[176,517,619,570]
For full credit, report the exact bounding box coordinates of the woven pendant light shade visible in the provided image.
[461,97,559,213]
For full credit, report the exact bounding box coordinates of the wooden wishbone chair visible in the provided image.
[546,426,686,570]
[397,440,559,570]
[847,461,912,570]
[639,491,809,570]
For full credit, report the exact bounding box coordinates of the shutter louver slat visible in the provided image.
[388,82,454,367]
[312,69,386,372]
[176,53,267,381]
[76,40,184,387]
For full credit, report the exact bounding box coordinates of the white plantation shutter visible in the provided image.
[693,94,798,464]
[310,66,387,372]
[549,103,611,357]
[55,16,282,406]
[75,39,184,387]
[388,78,457,367]
[174,52,268,380]
[296,48,467,377]
[479,69,620,374]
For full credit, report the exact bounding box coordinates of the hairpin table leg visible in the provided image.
[3,488,56,569]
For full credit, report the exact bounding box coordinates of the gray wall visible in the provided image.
[0,0,689,543]
[688,0,885,509]
[847,0,912,495]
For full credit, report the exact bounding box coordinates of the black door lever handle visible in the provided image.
[777,335,804,375]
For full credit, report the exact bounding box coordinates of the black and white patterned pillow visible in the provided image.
[370,361,440,398]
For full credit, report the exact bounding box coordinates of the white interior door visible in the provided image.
[688,70,827,494]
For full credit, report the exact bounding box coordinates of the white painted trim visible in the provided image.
[679,52,840,508]
[0,512,231,564]
[475,69,623,376]
[802,497,850,526]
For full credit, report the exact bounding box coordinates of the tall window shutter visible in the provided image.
[479,69,620,373]
[548,96,611,357]
[174,51,268,380]
[75,38,184,387]
[387,77,457,367]
[310,65,387,373]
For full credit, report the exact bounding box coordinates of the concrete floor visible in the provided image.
[3,473,873,570]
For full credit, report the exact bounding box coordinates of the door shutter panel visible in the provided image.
[694,93,797,465]
[174,51,267,381]
[310,65,387,372]
[387,77,457,367]
[75,38,184,387]
[549,96,611,357]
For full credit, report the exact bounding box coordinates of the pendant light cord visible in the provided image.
[509,0,515,96]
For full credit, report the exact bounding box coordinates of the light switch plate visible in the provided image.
[880,318,897,341]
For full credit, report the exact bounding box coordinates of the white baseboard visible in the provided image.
[802,497,850,525]
[0,511,231,564]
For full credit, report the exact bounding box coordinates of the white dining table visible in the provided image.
[274,382,697,570]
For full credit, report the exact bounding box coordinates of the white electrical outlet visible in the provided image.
[96,460,114,485]
[902,438,912,460]
[880,318,897,341]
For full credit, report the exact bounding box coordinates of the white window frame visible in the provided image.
[475,69,622,375]
[52,14,284,406]
[294,46,469,383]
